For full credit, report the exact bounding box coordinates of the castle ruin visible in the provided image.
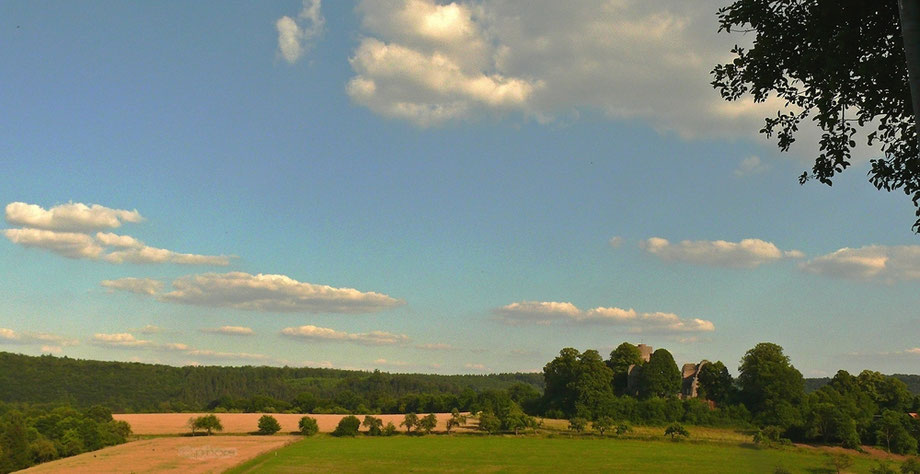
[625,344,708,399]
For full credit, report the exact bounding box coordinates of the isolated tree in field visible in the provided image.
[607,342,643,395]
[569,417,588,433]
[593,416,614,436]
[477,411,501,434]
[362,416,383,436]
[664,423,690,441]
[637,349,681,399]
[712,0,920,231]
[383,422,398,436]
[615,422,632,437]
[737,343,805,427]
[419,413,438,434]
[446,408,466,434]
[298,416,318,436]
[191,414,222,436]
[257,415,281,435]
[826,453,854,474]
[401,412,419,434]
[332,415,360,437]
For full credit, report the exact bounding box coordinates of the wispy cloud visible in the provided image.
[281,325,410,345]
[799,245,920,282]
[641,237,803,268]
[495,301,714,334]
[733,155,769,177]
[0,328,79,347]
[102,272,404,314]
[200,326,255,336]
[276,0,324,64]
[101,278,164,296]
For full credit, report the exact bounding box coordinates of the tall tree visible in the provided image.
[697,361,736,405]
[637,349,681,399]
[608,343,643,395]
[738,343,805,427]
[712,1,920,230]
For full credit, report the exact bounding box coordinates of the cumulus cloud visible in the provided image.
[154,272,404,314]
[348,0,794,137]
[91,333,155,348]
[496,301,714,333]
[0,328,79,347]
[5,201,142,231]
[101,278,164,296]
[494,301,581,325]
[200,326,255,336]
[641,237,804,268]
[3,202,230,266]
[281,325,410,345]
[799,245,920,282]
[276,0,324,64]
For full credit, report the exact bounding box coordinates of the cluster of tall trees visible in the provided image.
[0,402,132,473]
[539,342,920,453]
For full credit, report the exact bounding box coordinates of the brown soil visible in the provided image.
[19,436,299,474]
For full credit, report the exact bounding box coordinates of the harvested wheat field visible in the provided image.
[115,413,464,435]
[20,435,299,474]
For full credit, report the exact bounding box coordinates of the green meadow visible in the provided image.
[225,434,892,473]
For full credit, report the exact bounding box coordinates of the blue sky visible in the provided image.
[1,0,918,377]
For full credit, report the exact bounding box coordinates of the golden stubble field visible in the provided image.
[19,436,300,474]
[115,412,463,435]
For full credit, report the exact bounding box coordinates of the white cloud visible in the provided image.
[733,155,769,177]
[496,301,714,333]
[494,301,581,325]
[201,326,255,336]
[91,333,154,348]
[184,349,270,361]
[281,325,410,345]
[40,345,63,354]
[799,245,920,282]
[137,324,164,334]
[608,236,624,248]
[4,228,104,259]
[101,277,164,296]
[906,348,920,355]
[0,328,78,347]
[348,0,788,136]
[4,202,230,266]
[641,237,803,268]
[276,0,324,64]
[5,201,143,232]
[158,272,404,314]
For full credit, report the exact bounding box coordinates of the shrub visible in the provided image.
[401,413,419,434]
[568,417,588,433]
[615,423,632,436]
[257,415,281,435]
[826,454,853,474]
[298,416,319,436]
[593,416,613,436]
[332,415,361,437]
[664,423,689,441]
[383,422,398,436]
[902,457,920,474]
[363,416,383,436]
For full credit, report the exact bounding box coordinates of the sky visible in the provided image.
[1,0,919,378]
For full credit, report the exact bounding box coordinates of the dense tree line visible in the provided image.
[0,352,541,413]
[538,343,920,454]
[0,402,131,473]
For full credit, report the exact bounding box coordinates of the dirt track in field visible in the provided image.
[19,436,299,474]
[115,412,465,435]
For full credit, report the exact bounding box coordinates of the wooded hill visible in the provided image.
[0,352,542,413]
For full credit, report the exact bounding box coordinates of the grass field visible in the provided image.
[225,435,893,473]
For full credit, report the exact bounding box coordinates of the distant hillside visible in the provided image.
[806,374,920,395]
[0,352,543,413]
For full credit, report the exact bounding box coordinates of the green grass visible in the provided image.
[224,434,890,473]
